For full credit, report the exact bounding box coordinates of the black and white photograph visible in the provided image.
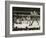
[12,7,40,31]
[5,1,44,37]
[9,4,43,34]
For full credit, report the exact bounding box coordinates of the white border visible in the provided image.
[10,4,43,34]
